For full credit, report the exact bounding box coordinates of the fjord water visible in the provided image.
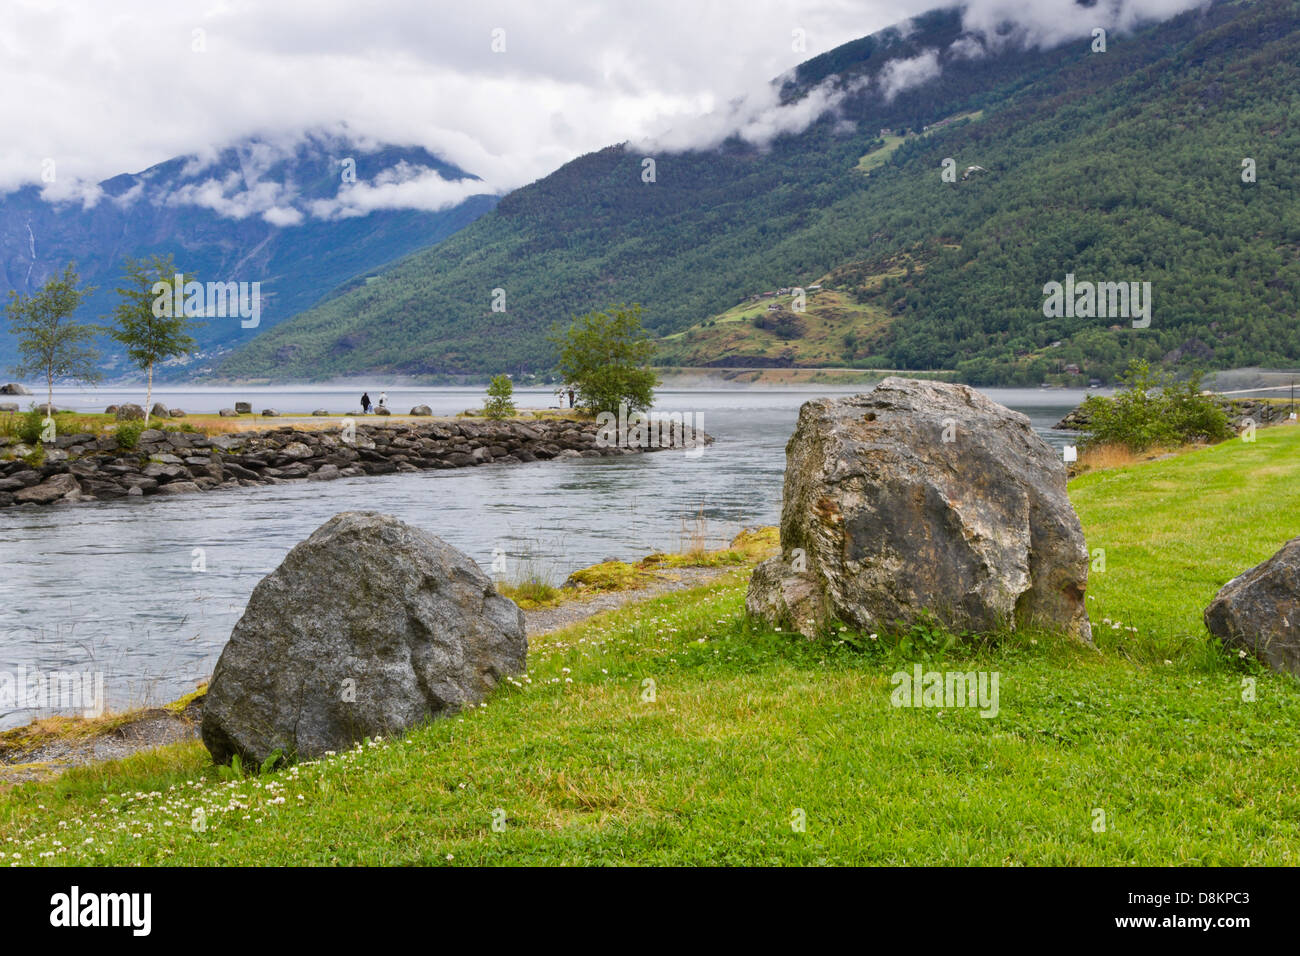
[0,387,1085,725]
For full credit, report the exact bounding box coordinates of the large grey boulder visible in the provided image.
[0,383,31,395]
[202,512,526,765]
[115,404,144,421]
[746,378,1092,641]
[149,403,170,419]
[1204,537,1300,674]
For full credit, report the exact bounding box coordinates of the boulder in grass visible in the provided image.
[218,408,239,417]
[201,512,527,766]
[234,402,252,415]
[150,403,170,419]
[746,378,1092,641]
[104,405,119,414]
[1204,536,1300,675]
[169,408,186,418]
[115,404,144,421]
[374,406,391,416]
[410,405,433,416]
[261,408,280,417]
[312,409,330,416]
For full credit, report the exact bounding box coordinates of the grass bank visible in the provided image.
[1,428,1297,865]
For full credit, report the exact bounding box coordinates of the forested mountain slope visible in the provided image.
[218,0,1300,385]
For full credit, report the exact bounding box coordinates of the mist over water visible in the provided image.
[0,386,1085,726]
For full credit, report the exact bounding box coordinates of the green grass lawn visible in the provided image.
[2,428,1298,865]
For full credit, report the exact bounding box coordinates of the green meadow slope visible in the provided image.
[1,426,1297,865]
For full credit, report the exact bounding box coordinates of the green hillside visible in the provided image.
[216,0,1300,385]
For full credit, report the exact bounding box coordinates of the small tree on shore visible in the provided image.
[107,255,200,425]
[4,263,99,421]
[483,374,516,419]
[549,303,658,415]
[1080,360,1231,451]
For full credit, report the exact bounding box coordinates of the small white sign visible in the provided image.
[1063,445,1078,463]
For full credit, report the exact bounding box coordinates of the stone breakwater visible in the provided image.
[0,418,712,509]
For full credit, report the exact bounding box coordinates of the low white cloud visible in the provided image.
[0,0,939,200]
[308,162,487,220]
[960,0,1210,51]
[634,75,866,153]
[878,49,942,102]
[262,206,304,227]
[37,177,104,209]
[161,173,298,221]
[948,34,987,61]
[0,0,1215,212]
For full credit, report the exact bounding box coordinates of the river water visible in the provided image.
[0,386,1089,726]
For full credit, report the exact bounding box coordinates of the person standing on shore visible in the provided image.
[378,391,388,409]
[361,391,372,413]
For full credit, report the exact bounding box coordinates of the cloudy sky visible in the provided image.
[2,0,1206,213]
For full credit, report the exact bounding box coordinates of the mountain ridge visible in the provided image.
[200,1,1299,384]
[0,132,498,379]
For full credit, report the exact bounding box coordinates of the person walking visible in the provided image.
[567,386,576,409]
[360,391,372,414]
[378,391,388,409]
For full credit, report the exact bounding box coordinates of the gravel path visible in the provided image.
[525,565,737,636]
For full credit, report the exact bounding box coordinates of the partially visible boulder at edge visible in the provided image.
[201,511,527,766]
[1204,536,1300,675]
[746,377,1092,641]
[0,383,31,395]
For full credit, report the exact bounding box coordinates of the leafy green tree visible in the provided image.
[4,263,99,420]
[107,255,200,425]
[550,304,658,414]
[1163,369,1231,444]
[1080,360,1174,451]
[483,374,516,419]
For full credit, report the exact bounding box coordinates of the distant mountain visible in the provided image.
[0,132,497,379]
[218,0,1300,386]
